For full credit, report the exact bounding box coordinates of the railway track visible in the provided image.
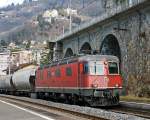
[107,106,150,119]
[118,101,150,119]
[0,95,106,120]
[0,94,149,120]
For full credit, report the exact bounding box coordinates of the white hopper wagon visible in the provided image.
[12,67,36,91]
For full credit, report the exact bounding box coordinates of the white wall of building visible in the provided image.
[0,52,9,75]
[19,50,33,64]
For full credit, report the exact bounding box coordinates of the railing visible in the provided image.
[52,0,147,42]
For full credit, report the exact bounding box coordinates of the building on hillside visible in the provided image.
[23,40,28,45]
[43,9,58,18]
[19,50,33,64]
[43,41,47,45]
[8,42,16,49]
[30,42,48,65]
[40,49,49,64]
[64,8,77,16]
[0,50,36,74]
[11,51,20,67]
[43,9,59,23]
[11,50,34,66]
[9,42,16,49]
[31,40,36,45]
[0,52,10,75]
[31,49,42,65]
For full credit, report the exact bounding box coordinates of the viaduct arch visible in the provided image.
[79,42,92,54]
[100,34,121,63]
[64,48,73,58]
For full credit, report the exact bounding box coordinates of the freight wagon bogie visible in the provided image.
[83,89,120,106]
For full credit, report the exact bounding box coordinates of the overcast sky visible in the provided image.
[0,0,24,8]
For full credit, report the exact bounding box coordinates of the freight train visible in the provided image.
[0,55,122,106]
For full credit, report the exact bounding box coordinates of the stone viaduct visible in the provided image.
[49,0,150,96]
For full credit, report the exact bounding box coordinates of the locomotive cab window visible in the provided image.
[96,63,104,75]
[108,62,119,74]
[89,61,104,75]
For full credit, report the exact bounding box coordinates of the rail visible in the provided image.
[108,101,150,119]
[0,95,106,120]
[0,94,149,120]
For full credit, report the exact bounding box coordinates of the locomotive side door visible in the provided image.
[78,62,83,88]
[78,61,87,88]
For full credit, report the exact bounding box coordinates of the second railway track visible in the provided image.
[107,106,150,119]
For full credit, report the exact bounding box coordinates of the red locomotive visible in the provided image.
[0,55,122,106]
[36,55,122,106]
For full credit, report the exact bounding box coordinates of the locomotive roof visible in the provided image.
[39,55,119,69]
[78,55,119,62]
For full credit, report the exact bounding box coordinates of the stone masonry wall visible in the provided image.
[120,8,150,97]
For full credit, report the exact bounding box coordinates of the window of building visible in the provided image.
[55,69,61,77]
[66,67,72,76]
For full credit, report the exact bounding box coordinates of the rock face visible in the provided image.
[52,0,150,97]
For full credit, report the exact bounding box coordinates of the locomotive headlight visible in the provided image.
[92,84,98,88]
[104,61,108,65]
[104,77,109,81]
[115,84,119,87]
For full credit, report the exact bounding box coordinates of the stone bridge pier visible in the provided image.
[50,0,150,96]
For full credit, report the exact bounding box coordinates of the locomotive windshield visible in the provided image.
[84,61,104,75]
[108,62,119,74]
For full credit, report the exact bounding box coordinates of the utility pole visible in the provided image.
[83,0,85,8]
[69,0,72,32]
[62,26,65,36]
[8,50,11,75]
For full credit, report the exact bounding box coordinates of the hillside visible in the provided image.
[0,0,106,45]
